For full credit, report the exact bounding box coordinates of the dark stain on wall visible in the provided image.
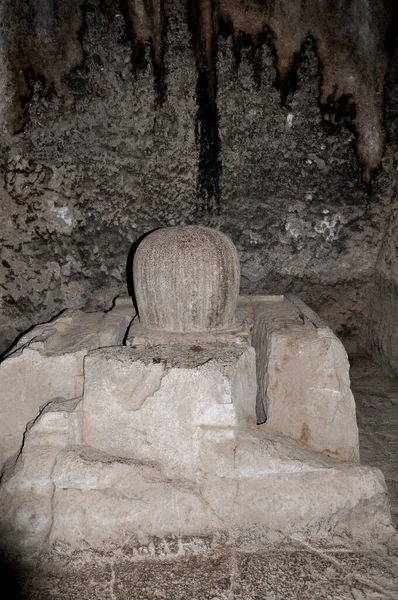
[119,0,167,105]
[184,0,392,215]
[188,0,222,218]
[0,1,393,185]
[1,0,87,134]
[213,0,392,184]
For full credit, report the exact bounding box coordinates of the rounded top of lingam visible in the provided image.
[133,225,240,333]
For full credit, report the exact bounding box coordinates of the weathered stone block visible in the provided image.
[248,295,359,461]
[50,445,221,549]
[0,301,134,464]
[82,343,257,479]
[51,439,388,550]
[0,348,83,465]
[0,397,82,553]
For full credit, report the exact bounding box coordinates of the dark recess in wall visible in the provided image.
[188,0,222,218]
[119,0,168,105]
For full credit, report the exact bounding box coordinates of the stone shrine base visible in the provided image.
[0,296,395,581]
[0,402,392,558]
[7,357,397,600]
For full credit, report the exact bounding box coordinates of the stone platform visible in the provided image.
[0,295,394,562]
[0,396,392,558]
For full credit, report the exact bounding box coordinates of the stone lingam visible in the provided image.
[0,226,393,566]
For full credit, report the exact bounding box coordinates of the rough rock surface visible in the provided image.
[0,298,134,464]
[238,295,359,461]
[82,342,257,479]
[0,0,397,356]
[0,393,392,558]
[369,158,398,375]
[350,358,398,527]
[367,30,398,376]
[2,356,398,599]
[9,540,398,600]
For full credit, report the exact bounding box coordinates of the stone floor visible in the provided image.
[2,358,398,600]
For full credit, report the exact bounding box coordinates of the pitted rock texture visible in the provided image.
[0,0,397,356]
[9,542,398,600]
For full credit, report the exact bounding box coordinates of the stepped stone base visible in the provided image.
[0,295,393,562]
[0,394,392,558]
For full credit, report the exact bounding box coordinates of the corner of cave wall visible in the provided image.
[367,19,398,376]
[369,169,398,375]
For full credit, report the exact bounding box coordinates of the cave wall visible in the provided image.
[370,187,398,375]
[369,36,398,375]
[0,0,396,356]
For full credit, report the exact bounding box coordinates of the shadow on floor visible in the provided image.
[0,552,24,600]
